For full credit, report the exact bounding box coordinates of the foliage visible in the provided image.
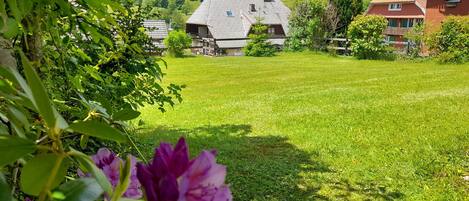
[333,0,363,30]
[0,0,183,122]
[142,0,195,30]
[427,16,469,64]
[348,15,392,59]
[0,0,188,200]
[0,50,229,201]
[285,0,328,51]
[141,52,469,200]
[164,30,192,57]
[404,23,425,58]
[0,53,132,200]
[244,23,276,57]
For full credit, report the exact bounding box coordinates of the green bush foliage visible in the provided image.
[0,1,183,199]
[285,0,328,51]
[348,15,391,60]
[164,30,192,57]
[333,0,363,30]
[0,0,184,122]
[404,23,425,58]
[244,23,276,57]
[428,16,469,64]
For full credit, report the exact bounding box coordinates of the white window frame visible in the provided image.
[388,3,402,11]
[268,27,275,35]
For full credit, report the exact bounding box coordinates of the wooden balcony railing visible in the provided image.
[384,27,411,35]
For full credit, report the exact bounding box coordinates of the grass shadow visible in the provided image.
[135,124,403,200]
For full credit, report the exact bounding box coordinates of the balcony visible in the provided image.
[384,27,411,36]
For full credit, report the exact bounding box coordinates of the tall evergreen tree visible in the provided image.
[333,0,363,30]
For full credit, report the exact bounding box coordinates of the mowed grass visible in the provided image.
[136,52,469,200]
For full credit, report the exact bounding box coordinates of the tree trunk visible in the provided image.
[22,15,43,63]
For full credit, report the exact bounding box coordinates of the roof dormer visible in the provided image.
[250,4,257,12]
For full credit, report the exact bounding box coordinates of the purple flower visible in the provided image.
[137,137,190,201]
[78,148,142,199]
[178,151,232,201]
[137,137,232,201]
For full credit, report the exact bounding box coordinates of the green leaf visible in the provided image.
[71,75,85,93]
[18,0,33,17]
[79,135,89,149]
[69,121,127,143]
[0,66,15,85]
[20,154,70,196]
[0,173,13,201]
[70,149,113,195]
[6,0,20,22]
[112,108,141,121]
[2,18,18,39]
[55,178,103,201]
[0,135,36,167]
[0,1,6,22]
[0,123,8,135]
[84,65,103,82]
[0,78,16,94]
[7,105,29,129]
[19,52,57,129]
[0,66,32,99]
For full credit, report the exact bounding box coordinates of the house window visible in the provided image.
[446,0,461,7]
[268,27,275,35]
[388,19,398,27]
[388,3,402,11]
[250,4,256,12]
[400,18,413,28]
[386,35,397,42]
[416,18,423,25]
[226,10,234,17]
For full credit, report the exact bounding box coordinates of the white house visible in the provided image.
[186,0,291,56]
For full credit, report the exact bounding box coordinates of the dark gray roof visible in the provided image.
[143,20,169,40]
[187,0,291,39]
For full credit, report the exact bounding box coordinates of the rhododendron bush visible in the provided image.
[0,44,231,201]
[0,0,222,200]
[0,58,232,200]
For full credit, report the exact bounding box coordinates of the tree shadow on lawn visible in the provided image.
[136,124,403,201]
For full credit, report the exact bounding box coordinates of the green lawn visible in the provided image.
[136,52,469,200]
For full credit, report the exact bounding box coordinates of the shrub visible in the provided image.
[164,30,192,57]
[244,23,276,57]
[333,0,363,30]
[285,0,328,51]
[348,15,391,60]
[404,23,425,58]
[428,16,469,64]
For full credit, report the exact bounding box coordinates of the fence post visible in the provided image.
[345,38,349,55]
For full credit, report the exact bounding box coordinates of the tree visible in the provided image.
[285,0,328,51]
[348,15,391,59]
[244,22,276,57]
[324,2,340,36]
[404,23,425,58]
[427,16,469,64]
[164,30,193,57]
[333,0,363,31]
